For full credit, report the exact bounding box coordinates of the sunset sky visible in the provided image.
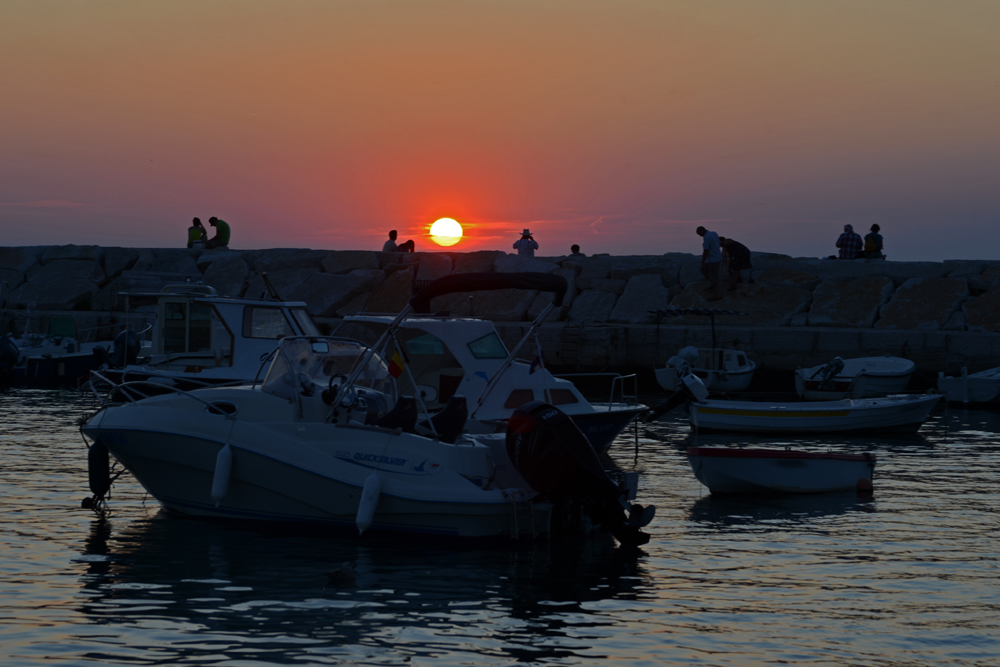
[1,2,997,261]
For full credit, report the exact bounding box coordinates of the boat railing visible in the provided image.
[553,372,640,410]
[86,369,244,412]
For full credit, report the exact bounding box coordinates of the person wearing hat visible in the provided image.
[835,224,863,259]
[513,229,539,257]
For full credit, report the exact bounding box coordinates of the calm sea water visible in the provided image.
[1,387,998,667]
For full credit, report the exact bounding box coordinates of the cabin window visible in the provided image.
[163,302,214,353]
[291,309,320,336]
[503,389,535,409]
[243,307,295,339]
[468,333,507,360]
[548,389,579,406]
[405,334,445,356]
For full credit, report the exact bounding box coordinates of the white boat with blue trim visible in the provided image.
[81,336,655,545]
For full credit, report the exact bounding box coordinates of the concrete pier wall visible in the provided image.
[3,245,999,379]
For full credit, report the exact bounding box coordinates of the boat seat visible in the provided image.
[417,395,468,444]
[373,395,418,432]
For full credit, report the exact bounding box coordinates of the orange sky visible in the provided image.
[1,1,998,260]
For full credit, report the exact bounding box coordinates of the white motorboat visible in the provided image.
[687,392,941,434]
[99,284,320,390]
[81,336,654,545]
[655,346,755,394]
[937,366,1000,404]
[340,273,646,456]
[795,356,915,400]
[686,447,877,494]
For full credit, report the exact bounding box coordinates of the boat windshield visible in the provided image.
[262,337,393,398]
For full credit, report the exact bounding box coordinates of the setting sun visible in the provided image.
[429,218,463,247]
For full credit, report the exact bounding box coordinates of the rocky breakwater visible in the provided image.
[2,245,999,379]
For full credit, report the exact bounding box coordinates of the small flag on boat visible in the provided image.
[529,342,544,374]
[388,349,406,378]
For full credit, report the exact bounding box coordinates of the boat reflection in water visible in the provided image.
[75,511,648,664]
[687,492,876,532]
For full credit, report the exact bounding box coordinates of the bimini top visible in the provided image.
[410,272,567,314]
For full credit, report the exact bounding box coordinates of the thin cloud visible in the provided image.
[0,200,86,208]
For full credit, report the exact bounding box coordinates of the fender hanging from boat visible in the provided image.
[211,444,233,506]
[88,440,111,500]
[356,472,382,535]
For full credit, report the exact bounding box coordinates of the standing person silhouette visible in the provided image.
[513,229,538,257]
[696,226,722,300]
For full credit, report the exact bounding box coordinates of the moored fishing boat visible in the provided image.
[686,447,877,494]
[687,392,941,434]
[937,365,1000,404]
[795,356,915,400]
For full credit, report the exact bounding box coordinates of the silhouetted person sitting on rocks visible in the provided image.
[864,224,884,259]
[187,217,206,249]
[383,230,415,252]
[205,217,230,250]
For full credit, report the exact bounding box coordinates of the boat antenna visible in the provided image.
[261,272,283,301]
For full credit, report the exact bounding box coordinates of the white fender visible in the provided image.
[211,444,233,506]
[356,472,382,535]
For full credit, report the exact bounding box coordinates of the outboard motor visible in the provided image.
[0,334,17,376]
[646,372,709,422]
[506,401,655,547]
[812,357,845,389]
[111,330,140,367]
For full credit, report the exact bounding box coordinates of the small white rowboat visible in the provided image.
[686,447,877,494]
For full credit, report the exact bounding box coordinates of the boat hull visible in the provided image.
[688,393,941,434]
[570,404,648,455]
[687,447,876,494]
[84,405,551,539]
[937,367,1000,404]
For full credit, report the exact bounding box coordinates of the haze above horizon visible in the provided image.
[1,2,997,261]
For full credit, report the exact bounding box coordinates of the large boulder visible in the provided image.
[567,289,617,323]
[196,249,244,272]
[569,255,614,290]
[970,264,1000,293]
[9,259,106,310]
[415,253,453,282]
[451,250,505,274]
[248,268,383,317]
[103,247,139,279]
[0,247,41,274]
[875,277,968,330]
[41,244,105,265]
[494,254,559,274]
[253,249,329,273]
[807,276,895,328]
[132,249,201,276]
[431,288,537,321]
[0,268,24,290]
[963,285,1000,333]
[202,254,251,298]
[609,274,672,324]
[669,279,813,327]
[526,268,578,322]
[321,250,380,274]
[610,254,690,287]
[366,267,413,313]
